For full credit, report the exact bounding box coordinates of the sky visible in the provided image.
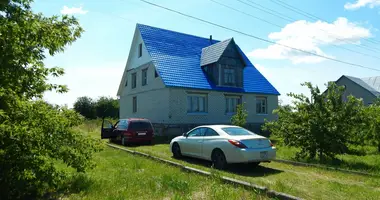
[32,0,380,107]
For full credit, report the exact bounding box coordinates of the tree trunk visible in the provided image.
[378,143,380,153]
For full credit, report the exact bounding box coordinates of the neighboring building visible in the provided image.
[116,24,280,135]
[329,75,380,105]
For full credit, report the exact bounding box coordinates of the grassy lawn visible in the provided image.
[64,147,270,200]
[274,144,380,174]
[109,143,380,200]
[78,120,380,200]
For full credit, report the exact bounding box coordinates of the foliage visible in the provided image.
[94,96,119,119]
[263,82,364,162]
[0,0,101,199]
[362,105,380,152]
[231,103,248,127]
[73,96,96,119]
[73,96,119,119]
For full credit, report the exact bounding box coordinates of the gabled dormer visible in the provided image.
[201,38,247,88]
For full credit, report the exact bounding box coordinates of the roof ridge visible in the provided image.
[137,23,221,42]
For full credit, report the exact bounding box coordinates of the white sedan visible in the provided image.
[169,125,276,169]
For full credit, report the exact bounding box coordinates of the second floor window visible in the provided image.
[132,73,137,89]
[138,43,142,58]
[223,67,235,85]
[142,68,148,86]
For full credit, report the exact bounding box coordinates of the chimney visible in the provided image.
[209,35,212,43]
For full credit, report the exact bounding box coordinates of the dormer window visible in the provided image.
[200,38,245,88]
[222,66,236,86]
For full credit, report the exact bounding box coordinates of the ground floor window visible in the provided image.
[225,96,241,113]
[132,96,137,113]
[256,96,267,114]
[187,94,207,113]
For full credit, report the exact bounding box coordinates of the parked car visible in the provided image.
[169,125,276,169]
[101,118,154,145]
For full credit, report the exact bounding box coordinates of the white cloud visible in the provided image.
[60,6,88,15]
[344,0,380,10]
[248,18,371,64]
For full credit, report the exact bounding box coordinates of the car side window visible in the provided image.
[187,128,205,137]
[204,128,219,137]
[117,120,128,129]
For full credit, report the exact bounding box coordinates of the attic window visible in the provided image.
[154,70,158,78]
[138,43,142,58]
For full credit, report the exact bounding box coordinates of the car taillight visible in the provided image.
[269,140,274,147]
[123,131,134,136]
[228,139,247,148]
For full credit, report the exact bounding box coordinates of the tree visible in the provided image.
[362,105,380,152]
[263,82,364,162]
[94,96,119,119]
[231,103,248,127]
[0,1,101,199]
[73,96,96,119]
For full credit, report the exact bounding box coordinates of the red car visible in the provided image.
[101,118,154,145]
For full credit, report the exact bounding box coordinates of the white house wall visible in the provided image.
[167,88,278,124]
[119,61,168,121]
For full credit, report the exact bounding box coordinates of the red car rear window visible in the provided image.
[129,121,152,131]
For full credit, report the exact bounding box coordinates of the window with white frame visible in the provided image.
[142,68,148,86]
[187,94,207,113]
[225,96,241,113]
[256,97,267,114]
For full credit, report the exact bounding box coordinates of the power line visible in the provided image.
[138,0,380,72]
[242,0,380,53]
[210,0,380,61]
[269,0,380,46]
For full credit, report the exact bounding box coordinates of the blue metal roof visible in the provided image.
[137,24,280,95]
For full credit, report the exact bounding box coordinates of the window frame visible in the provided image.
[142,68,148,86]
[256,96,268,115]
[186,93,208,114]
[138,43,142,58]
[131,72,137,89]
[225,95,242,114]
[132,96,137,113]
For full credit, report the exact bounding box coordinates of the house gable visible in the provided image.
[334,75,378,105]
[117,26,164,97]
[202,39,245,88]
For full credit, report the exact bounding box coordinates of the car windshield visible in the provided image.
[221,127,255,136]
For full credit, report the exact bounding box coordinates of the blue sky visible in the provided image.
[32,0,380,107]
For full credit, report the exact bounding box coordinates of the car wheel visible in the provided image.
[212,149,227,170]
[172,143,182,158]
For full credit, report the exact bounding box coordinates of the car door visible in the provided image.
[101,119,118,139]
[201,128,222,160]
[181,128,206,158]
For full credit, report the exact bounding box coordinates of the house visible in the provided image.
[116,24,280,135]
[329,75,380,105]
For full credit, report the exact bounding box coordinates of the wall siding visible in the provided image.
[119,61,168,122]
[336,77,377,105]
[168,88,278,124]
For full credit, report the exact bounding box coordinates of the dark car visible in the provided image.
[101,118,154,145]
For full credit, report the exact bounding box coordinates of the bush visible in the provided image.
[263,82,364,162]
[231,103,248,127]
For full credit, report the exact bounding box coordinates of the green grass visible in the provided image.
[272,140,380,174]
[78,120,380,200]
[64,147,270,200]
